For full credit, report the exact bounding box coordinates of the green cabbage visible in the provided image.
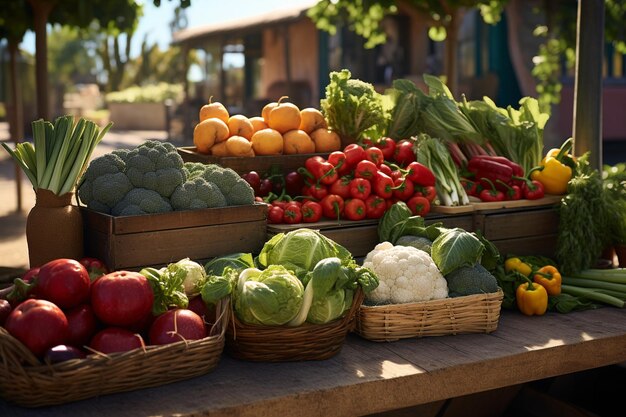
[234,266,304,326]
[256,228,353,279]
[431,228,484,276]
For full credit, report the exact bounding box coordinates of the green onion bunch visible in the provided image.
[1,115,112,196]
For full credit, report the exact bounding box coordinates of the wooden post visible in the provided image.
[8,40,24,212]
[28,0,57,120]
[572,0,605,168]
[283,24,292,98]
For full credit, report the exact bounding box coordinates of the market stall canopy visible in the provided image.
[171,1,316,47]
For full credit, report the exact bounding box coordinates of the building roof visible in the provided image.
[172,1,317,47]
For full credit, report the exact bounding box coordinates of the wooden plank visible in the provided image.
[3,308,626,417]
[483,208,559,240]
[472,195,562,212]
[492,234,558,258]
[106,220,267,269]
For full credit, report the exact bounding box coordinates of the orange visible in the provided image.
[225,135,253,157]
[199,98,229,123]
[310,128,342,153]
[193,118,229,154]
[283,129,315,155]
[268,96,301,134]
[249,116,269,133]
[250,128,284,156]
[298,108,327,134]
[261,101,278,123]
[227,114,254,140]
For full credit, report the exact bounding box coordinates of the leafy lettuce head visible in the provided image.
[256,228,353,279]
[234,266,304,326]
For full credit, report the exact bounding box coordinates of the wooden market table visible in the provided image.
[1,306,625,417]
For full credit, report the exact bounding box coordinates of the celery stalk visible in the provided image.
[572,269,626,284]
[562,276,626,293]
[40,116,70,190]
[47,116,76,194]
[1,143,37,187]
[58,122,97,195]
[561,284,624,308]
[59,118,87,183]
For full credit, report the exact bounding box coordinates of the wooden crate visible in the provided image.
[474,206,560,258]
[177,147,328,175]
[82,203,268,270]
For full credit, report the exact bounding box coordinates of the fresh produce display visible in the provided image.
[1,115,112,196]
[77,140,255,215]
[242,140,437,224]
[193,97,341,156]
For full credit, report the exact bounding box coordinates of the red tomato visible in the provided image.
[407,195,431,217]
[79,257,109,282]
[329,177,352,199]
[90,271,154,328]
[378,163,393,177]
[320,194,345,220]
[89,327,144,354]
[283,205,303,224]
[327,151,351,175]
[354,160,378,180]
[187,295,216,325]
[149,309,206,346]
[267,205,284,224]
[343,143,367,168]
[349,177,372,200]
[301,201,323,223]
[393,139,416,167]
[376,137,397,161]
[365,147,384,167]
[5,299,69,357]
[372,171,394,199]
[65,303,99,347]
[0,299,11,326]
[415,185,438,203]
[365,195,387,219]
[344,198,367,221]
[392,177,415,201]
[37,259,91,309]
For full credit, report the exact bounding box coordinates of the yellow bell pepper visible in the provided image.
[516,280,548,316]
[530,138,574,195]
[504,257,532,276]
[533,265,562,296]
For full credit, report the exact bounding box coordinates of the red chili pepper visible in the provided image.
[514,176,545,200]
[349,177,372,200]
[365,195,387,219]
[392,177,415,201]
[479,178,505,202]
[301,201,322,223]
[344,198,367,221]
[496,179,522,201]
[404,161,436,187]
[320,194,345,220]
[329,176,352,199]
[372,170,394,199]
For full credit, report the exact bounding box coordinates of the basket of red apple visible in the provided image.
[0,257,227,408]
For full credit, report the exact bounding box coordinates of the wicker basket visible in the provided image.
[355,290,504,342]
[0,299,229,408]
[225,289,364,362]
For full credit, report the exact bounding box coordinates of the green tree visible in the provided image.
[307,0,508,95]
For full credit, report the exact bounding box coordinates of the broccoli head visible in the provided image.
[125,140,185,198]
[201,165,255,206]
[444,264,499,297]
[111,188,173,216]
[183,162,208,180]
[78,153,133,214]
[170,177,228,210]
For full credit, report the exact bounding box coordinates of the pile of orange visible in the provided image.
[193,96,342,157]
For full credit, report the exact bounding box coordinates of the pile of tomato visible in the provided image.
[243,138,438,224]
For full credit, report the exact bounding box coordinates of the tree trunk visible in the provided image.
[8,40,24,212]
[28,0,57,120]
[444,9,462,97]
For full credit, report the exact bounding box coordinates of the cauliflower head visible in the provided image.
[363,242,448,304]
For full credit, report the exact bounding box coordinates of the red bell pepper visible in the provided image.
[404,161,436,187]
[320,194,345,220]
[479,178,505,202]
[372,171,394,199]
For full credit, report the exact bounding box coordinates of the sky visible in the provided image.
[22,0,316,58]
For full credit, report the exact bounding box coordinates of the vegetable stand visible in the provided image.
[1,306,626,416]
